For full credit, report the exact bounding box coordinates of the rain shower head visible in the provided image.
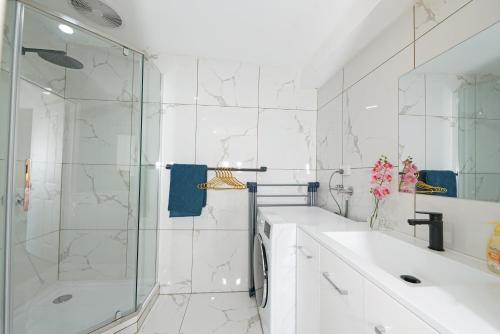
[22,47,84,70]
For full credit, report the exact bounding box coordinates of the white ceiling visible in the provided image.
[34,0,414,87]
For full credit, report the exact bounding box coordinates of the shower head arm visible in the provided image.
[21,47,66,56]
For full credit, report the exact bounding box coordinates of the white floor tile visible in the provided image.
[139,292,262,334]
[138,294,190,334]
[180,292,262,334]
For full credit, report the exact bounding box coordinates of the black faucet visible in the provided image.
[408,211,444,251]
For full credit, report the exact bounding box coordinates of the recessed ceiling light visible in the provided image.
[58,24,74,35]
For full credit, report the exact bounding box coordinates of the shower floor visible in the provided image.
[13,280,136,334]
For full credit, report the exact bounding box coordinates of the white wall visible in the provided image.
[157,56,317,294]
[317,0,500,261]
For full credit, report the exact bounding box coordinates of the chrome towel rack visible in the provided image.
[165,164,267,172]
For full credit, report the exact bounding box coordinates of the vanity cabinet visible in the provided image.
[296,229,440,334]
[364,280,438,334]
[296,229,320,334]
[319,246,365,334]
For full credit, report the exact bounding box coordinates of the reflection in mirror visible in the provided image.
[399,21,500,203]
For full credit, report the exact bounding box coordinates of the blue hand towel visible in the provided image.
[168,164,207,217]
[419,170,457,198]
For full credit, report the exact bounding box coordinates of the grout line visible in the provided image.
[413,4,416,68]
[177,293,192,334]
[190,57,200,295]
[256,66,261,170]
[413,0,474,43]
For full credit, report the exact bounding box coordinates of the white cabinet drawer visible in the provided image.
[364,280,439,334]
[320,246,365,334]
[296,230,320,334]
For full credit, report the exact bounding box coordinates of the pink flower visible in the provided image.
[402,174,417,184]
[400,186,411,193]
[384,174,393,182]
[372,187,384,200]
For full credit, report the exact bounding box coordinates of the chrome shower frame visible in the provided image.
[3,3,24,333]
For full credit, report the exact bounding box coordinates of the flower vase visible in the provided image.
[368,199,380,229]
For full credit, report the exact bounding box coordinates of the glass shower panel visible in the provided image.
[136,58,161,307]
[0,1,17,331]
[10,6,143,334]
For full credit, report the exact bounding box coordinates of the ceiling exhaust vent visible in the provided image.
[69,0,123,28]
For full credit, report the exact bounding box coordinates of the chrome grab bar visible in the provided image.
[297,246,313,259]
[322,272,348,295]
[23,159,31,212]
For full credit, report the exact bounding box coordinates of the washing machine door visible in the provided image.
[253,234,268,308]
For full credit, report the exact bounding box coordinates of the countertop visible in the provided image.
[258,206,500,334]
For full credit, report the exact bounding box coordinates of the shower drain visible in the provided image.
[52,294,73,304]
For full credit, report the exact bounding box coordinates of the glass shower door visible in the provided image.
[8,5,143,334]
[1,1,17,332]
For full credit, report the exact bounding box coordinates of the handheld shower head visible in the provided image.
[22,47,84,70]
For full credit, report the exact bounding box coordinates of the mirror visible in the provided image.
[398,21,500,203]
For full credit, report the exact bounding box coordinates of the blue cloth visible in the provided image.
[418,170,457,198]
[168,164,207,217]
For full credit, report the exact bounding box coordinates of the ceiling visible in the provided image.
[31,0,414,87]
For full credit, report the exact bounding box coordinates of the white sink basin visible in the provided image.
[323,231,497,286]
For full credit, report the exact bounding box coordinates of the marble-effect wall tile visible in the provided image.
[66,44,138,102]
[476,174,500,203]
[192,230,248,293]
[196,105,258,168]
[61,164,131,230]
[258,108,316,170]
[159,230,193,294]
[476,119,500,174]
[343,47,412,169]
[63,99,135,165]
[59,229,128,280]
[399,115,425,169]
[425,74,475,118]
[17,80,65,163]
[198,58,259,107]
[156,54,198,105]
[399,73,425,116]
[476,74,500,120]
[259,66,317,110]
[161,104,197,164]
[414,0,471,38]
[317,95,342,170]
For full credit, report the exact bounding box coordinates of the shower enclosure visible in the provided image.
[0,1,161,333]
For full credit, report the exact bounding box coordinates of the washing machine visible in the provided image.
[253,208,299,334]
